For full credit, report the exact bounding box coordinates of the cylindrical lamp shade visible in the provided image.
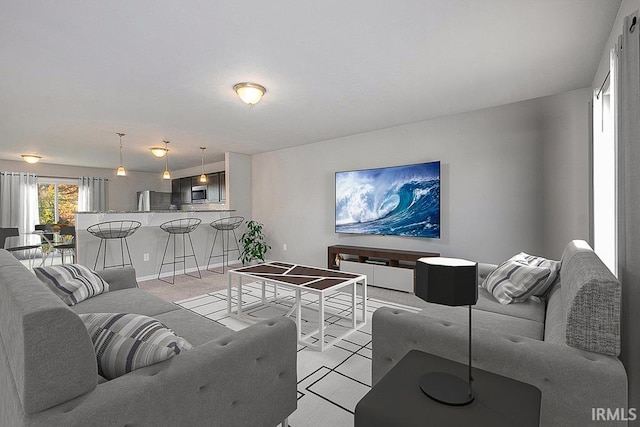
[416,257,478,306]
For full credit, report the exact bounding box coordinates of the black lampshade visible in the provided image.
[416,257,478,306]
[415,257,479,406]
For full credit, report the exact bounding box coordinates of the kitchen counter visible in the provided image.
[75,210,241,280]
[76,209,234,214]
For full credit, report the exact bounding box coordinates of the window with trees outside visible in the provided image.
[38,179,79,226]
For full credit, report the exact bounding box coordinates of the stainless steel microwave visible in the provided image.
[191,185,207,203]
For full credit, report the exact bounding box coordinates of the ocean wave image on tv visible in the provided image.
[335,161,440,238]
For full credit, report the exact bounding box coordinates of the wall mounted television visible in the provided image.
[335,161,440,238]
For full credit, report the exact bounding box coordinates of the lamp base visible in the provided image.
[420,372,474,406]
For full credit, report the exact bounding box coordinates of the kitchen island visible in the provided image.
[75,210,237,280]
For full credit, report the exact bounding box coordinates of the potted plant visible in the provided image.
[239,220,271,265]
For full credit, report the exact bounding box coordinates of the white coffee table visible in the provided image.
[228,261,367,351]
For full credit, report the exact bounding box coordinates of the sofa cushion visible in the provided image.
[474,287,545,323]
[71,288,180,317]
[418,301,544,340]
[34,264,109,306]
[80,312,193,380]
[482,253,559,304]
[153,309,233,347]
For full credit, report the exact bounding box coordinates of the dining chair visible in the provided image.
[34,224,56,265]
[54,226,76,264]
[0,227,41,267]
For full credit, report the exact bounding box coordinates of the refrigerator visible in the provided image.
[137,191,172,211]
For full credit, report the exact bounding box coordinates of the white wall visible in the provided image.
[539,88,592,259]
[252,90,590,268]
[0,159,168,211]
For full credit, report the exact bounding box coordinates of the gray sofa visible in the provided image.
[372,240,628,426]
[0,249,297,427]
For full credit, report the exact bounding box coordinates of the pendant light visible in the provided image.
[116,132,126,176]
[199,147,207,183]
[162,141,171,180]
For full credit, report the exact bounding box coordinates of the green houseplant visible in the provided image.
[240,220,271,265]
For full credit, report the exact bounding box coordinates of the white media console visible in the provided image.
[327,245,440,293]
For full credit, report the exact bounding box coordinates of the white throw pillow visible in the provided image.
[35,264,109,306]
[482,252,559,304]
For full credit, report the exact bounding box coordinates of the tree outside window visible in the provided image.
[38,182,78,225]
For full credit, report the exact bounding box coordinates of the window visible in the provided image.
[592,52,617,276]
[38,178,79,225]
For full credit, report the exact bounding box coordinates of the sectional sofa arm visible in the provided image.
[25,317,297,427]
[372,307,628,427]
[96,266,138,291]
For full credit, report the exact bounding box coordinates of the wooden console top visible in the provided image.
[328,244,439,270]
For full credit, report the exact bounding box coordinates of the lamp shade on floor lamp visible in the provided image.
[415,257,478,405]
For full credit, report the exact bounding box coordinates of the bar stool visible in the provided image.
[87,220,141,270]
[207,216,244,273]
[158,218,202,284]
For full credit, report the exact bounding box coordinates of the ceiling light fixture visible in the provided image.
[150,146,168,158]
[162,141,171,180]
[199,147,207,183]
[116,132,127,177]
[21,154,41,164]
[233,82,266,106]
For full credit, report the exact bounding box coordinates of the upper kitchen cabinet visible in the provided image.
[179,177,191,204]
[206,172,225,203]
[171,179,180,205]
[219,171,226,202]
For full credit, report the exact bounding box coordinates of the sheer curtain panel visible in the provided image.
[0,172,39,233]
[78,177,107,212]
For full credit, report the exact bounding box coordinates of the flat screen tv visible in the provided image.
[335,161,440,238]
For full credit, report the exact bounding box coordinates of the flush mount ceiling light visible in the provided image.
[150,146,168,158]
[21,154,41,164]
[162,141,171,180]
[233,82,266,106]
[116,132,126,177]
[199,147,207,183]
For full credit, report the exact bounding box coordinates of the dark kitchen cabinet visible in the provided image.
[204,172,226,202]
[171,171,226,205]
[180,177,191,204]
[206,173,219,202]
[171,179,180,205]
[219,172,226,202]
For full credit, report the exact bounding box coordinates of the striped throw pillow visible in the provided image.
[80,313,193,380]
[34,264,109,306]
[482,253,560,304]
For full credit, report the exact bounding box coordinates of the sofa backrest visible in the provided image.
[0,250,97,415]
[544,240,621,356]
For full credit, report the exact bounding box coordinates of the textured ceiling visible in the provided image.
[0,0,620,172]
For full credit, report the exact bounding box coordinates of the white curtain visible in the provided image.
[0,172,39,233]
[77,177,107,212]
[616,10,639,413]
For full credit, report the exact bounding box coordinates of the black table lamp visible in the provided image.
[415,257,478,406]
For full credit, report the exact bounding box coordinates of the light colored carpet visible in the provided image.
[139,267,431,309]
[175,282,422,427]
[138,268,231,302]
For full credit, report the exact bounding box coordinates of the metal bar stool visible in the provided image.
[87,220,141,269]
[207,216,244,274]
[158,218,202,284]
